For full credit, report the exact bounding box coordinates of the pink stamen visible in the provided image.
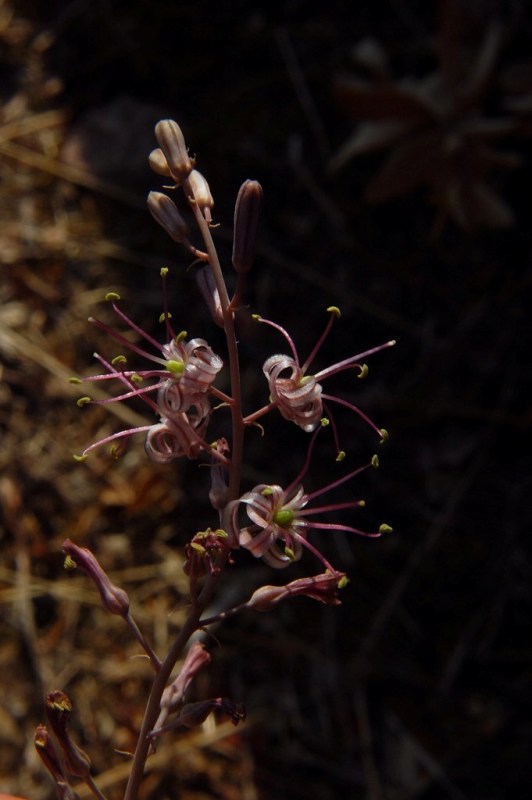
[82,424,154,456]
[292,532,337,572]
[256,317,300,364]
[284,425,323,497]
[322,393,383,438]
[93,353,160,414]
[297,500,365,516]
[90,317,167,367]
[306,460,374,502]
[110,301,163,351]
[304,521,382,538]
[301,310,337,373]
[160,272,174,339]
[314,340,396,381]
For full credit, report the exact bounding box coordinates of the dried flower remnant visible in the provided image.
[62,539,129,616]
[45,691,92,782]
[34,724,72,793]
[152,643,211,734]
[151,697,246,736]
[63,539,160,669]
[183,527,231,578]
[246,570,348,611]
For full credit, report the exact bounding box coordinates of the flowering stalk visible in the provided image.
[44,118,396,800]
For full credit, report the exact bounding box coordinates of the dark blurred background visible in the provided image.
[0,1,530,799]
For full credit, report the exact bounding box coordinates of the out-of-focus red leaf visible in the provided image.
[334,77,434,123]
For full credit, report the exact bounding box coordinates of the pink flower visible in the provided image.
[252,308,395,440]
[225,431,392,569]
[73,286,224,462]
[262,354,322,432]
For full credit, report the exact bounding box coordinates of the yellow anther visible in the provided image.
[371,454,379,468]
[379,524,393,534]
[358,364,369,379]
[111,355,127,365]
[77,396,92,407]
[69,377,82,385]
[336,450,346,462]
[105,292,121,302]
[326,306,341,318]
[73,454,88,462]
[160,267,169,278]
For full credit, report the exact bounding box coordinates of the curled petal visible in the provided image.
[263,354,323,432]
[145,407,210,463]
[157,380,193,415]
[163,337,223,394]
[236,484,308,567]
[239,526,303,567]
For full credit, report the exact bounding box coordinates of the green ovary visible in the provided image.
[273,508,295,528]
[166,360,185,375]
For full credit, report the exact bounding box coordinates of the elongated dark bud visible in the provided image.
[232,180,263,273]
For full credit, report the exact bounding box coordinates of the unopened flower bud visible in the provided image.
[147,191,191,244]
[188,169,214,222]
[62,539,130,617]
[154,119,195,183]
[148,147,172,177]
[232,180,263,273]
[196,266,223,328]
